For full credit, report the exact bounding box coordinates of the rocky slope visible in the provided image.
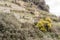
[0,0,60,40]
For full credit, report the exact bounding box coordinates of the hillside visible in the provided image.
[0,0,60,40]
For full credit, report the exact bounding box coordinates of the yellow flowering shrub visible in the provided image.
[36,17,52,32]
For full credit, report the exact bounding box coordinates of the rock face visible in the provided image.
[0,0,60,40]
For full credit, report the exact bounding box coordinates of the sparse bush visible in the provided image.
[36,17,52,32]
[23,0,49,12]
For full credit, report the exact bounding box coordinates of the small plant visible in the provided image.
[36,17,52,32]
